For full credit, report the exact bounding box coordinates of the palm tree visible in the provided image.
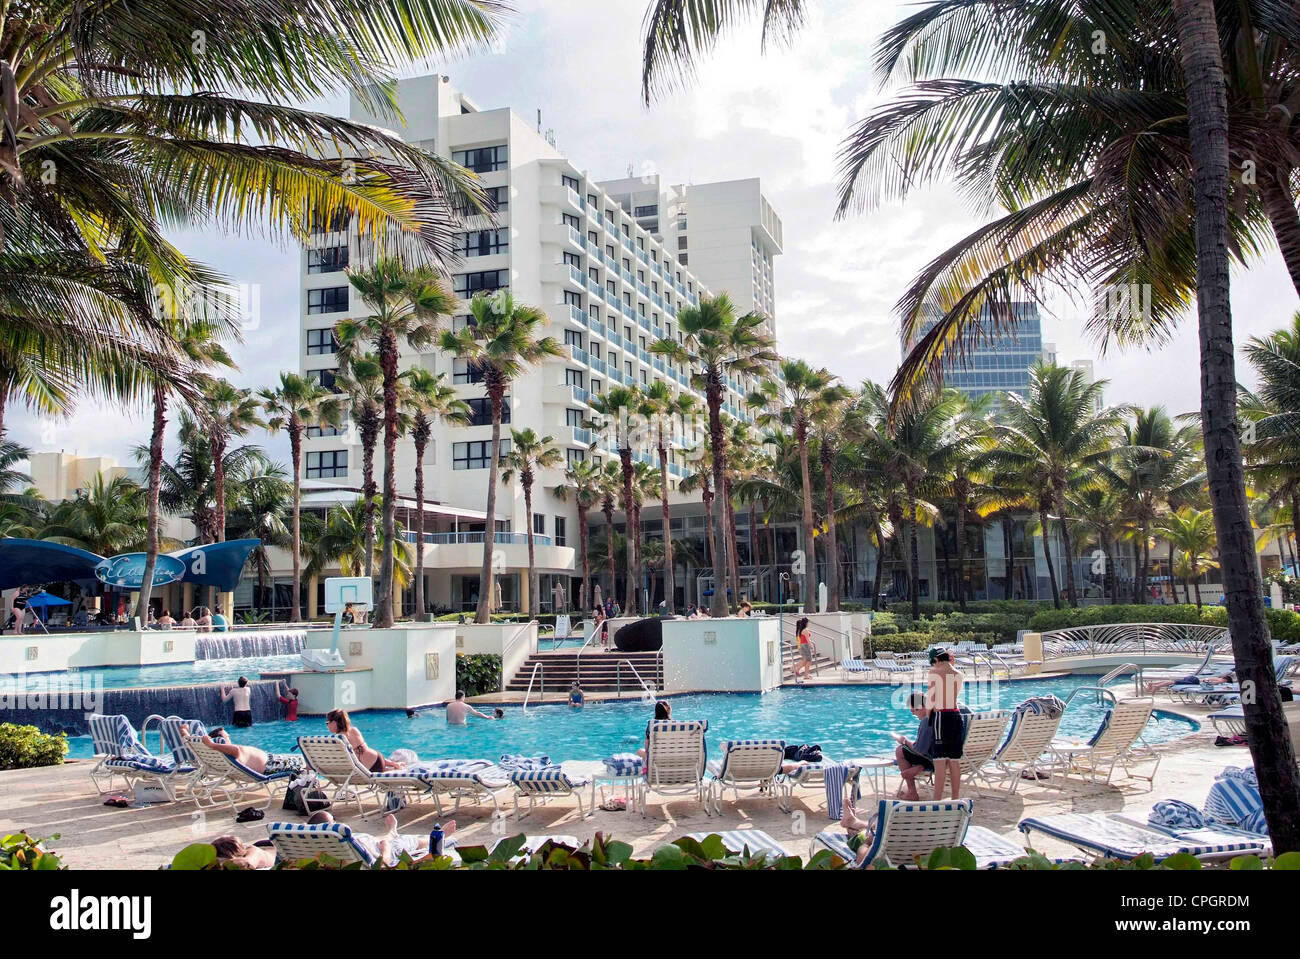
[338,257,456,627]
[438,293,562,623]
[501,428,562,617]
[136,320,233,622]
[198,379,264,546]
[1243,313,1300,558]
[596,460,625,607]
[653,294,776,615]
[1158,508,1218,610]
[678,444,718,606]
[310,499,413,588]
[403,367,470,619]
[990,364,1121,608]
[260,372,344,622]
[335,353,385,581]
[586,385,644,615]
[554,457,604,612]
[41,475,148,556]
[639,381,696,613]
[1068,486,1128,606]
[149,412,262,549]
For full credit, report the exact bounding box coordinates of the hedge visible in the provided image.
[455,653,503,697]
[0,724,68,770]
[1023,603,1300,643]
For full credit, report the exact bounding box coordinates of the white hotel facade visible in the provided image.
[286,75,784,616]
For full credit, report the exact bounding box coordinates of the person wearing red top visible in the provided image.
[277,681,300,721]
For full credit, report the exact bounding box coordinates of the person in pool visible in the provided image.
[277,681,300,721]
[326,709,403,771]
[445,690,499,725]
[891,690,935,801]
[568,682,584,708]
[220,676,254,728]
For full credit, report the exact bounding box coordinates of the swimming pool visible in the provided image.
[59,674,1198,761]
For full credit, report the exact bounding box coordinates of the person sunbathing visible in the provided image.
[306,810,458,865]
[839,798,877,865]
[1148,668,1236,691]
[326,708,404,771]
[212,834,277,869]
[180,723,270,775]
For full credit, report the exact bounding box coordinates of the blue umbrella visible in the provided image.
[24,591,72,623]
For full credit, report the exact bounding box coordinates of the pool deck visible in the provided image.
[0,690,1251,869]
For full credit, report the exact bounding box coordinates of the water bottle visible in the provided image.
[429,823,444,856]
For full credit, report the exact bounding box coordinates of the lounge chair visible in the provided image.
[680,829,790,860]
[704,739,785,815]
[1172,656,1296,705]
[1135,644,1222,691]
[1046,698,1160,786]
[777,760,860,816]
[185,736,295,811]
[268,821,382,866]
[639,719,709,819]
[1019,812,1266,862]
[958,710,1011,790]
[839,653,874,679]
[86,713,195,800]
[510,767,593,820]
[871,656,915,680]
[810,798,973,868]
[417,764,513,817]
[985,704,1064,792]
[297,734,432,817]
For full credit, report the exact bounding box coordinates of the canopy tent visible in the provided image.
[23,590,72,623]
[0,538,260,593]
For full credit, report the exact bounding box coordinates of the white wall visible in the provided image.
[300,623,457,709]
[454,621,538,690]
[0,630,197,674]
[660,617,782,693]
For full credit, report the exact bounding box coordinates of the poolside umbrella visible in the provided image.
[24,591,71,623]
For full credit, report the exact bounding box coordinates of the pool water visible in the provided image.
[26,655,304,689]
[60,674,1197,761]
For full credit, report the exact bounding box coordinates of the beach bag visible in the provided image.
[132,782,170,804]
[284,783,331,816]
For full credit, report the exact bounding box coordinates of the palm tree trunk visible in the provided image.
[657,439,675,613]
[1170,541,1178,605]
[954,484,968,612]
[476,389,505,624]
[374,330,399,628]
[619,448,636,615]
[1003,516,1015,600]
[289,423,303,622]
[135,385,166,622]
[701,484,719,607]
[1260,166,1300,297]
[1108,536,1120,605]
[1291,493,1300,573]
[578,504,591,612]
[1176,0,1300,852]
[362,429,377,581]
[823,457,841,612]
[1056,490,1079,607]
[603,506,616,603]
[1040,506,1061,609]
[524,480,537,617]
[706,387,732,617]
[724,475,741,606]
[413,435,428,620]
[1136,524,1152,603]
[906,489,921,620]
[937,526,952,602]
[633,499,644,612]
[871,518,886,611]
[797,435,816,614]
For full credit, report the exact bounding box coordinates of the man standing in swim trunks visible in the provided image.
[925,650,964,800]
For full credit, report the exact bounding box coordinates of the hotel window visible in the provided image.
[533,514,546,535]
[459,228,508,257]
[452,145,508,173]
[621,224,630,237]
[562,174,580,191]
[678,254,688,265]
[565,369,585,388]
[305,368,340,392]
[555,517,567,547]
[564,330,584,348]
[588,231,598,245]
[587,194,598,207]
[640,369,648,385]
[485,185,509,211]
[453,358,484,385]
[306,450,348,479]
[563,252,581,268]
[588,267,600,283]
[562,213,581,230]
[306,424,345,438]
[465,397,509,426]
[563,291,582,308]
[566,448,587,466]
[606,280,617,298]
[452,314,477,332]
[309,207,348,234]
[307,287,348,314]
[454,270,509,296]
[307,246,348,274]
[636,237,645,251]
[623,258,631,271]
[306,328,339,355]
[625,361,633,378]
[677,235,688,250]
[453,439,510,470]
[566,408,584,427]
[635,205,658,218]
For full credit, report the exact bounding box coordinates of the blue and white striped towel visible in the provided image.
[499,754,556,773]
[603,753,644,776]
[1148,799,1206,831]
[823,763,853,821]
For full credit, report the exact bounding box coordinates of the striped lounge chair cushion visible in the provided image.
[685,829,789,859]
[268,821,374,866]
[1019,813,1265,860]
[159,718,206,763]
[708,739,785,778]
[105,755,192,774]
[512,768,588,792]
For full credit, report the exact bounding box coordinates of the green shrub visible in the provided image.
[0,724,68,770]
[868,610,899,635]
[455,653,503,697]
[0,832,64,870]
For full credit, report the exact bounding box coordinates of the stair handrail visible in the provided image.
[617,659,656,702]
[783,618,842,667]
[522,662,544,714]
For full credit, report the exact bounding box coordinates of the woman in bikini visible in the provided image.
[326,709,403,772]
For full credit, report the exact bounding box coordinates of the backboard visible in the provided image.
[324,576,373,614]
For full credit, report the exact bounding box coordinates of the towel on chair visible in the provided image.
[603,753,644,776]
[498,755,557,773]
[822,763,854,821]
[1148,799,1206,831]
[1016,695,1066,719]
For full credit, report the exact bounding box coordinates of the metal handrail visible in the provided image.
[522,662,544,713]
[1062,684,1118,708]
[1038,623,1228,659]
[616,659,656,701]
[785,618,841,665]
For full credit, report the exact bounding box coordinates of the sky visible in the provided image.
[9,0,1297,468]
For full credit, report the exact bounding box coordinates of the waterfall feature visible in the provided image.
[7,680,284,737]
[194,630,308,659]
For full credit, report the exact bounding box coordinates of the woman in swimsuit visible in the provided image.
[326,709,402,772]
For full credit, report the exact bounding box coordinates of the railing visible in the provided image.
[1062,683,1118,709]
[1039,623,1228,659]
[616,658,657,701]
[404,531,552,546]
[522,662,544,712]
